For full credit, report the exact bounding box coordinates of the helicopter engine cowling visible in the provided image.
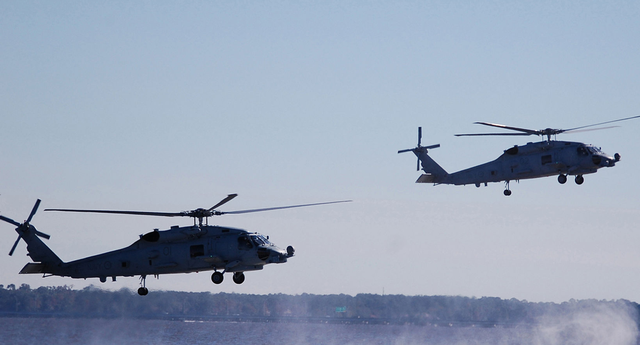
[140,226,205,244]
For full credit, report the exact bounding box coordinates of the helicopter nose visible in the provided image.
[260,247,289,263]
[272,250,289,263]
[592,154,616,167]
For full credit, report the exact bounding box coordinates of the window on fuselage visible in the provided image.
[190,244,205,258]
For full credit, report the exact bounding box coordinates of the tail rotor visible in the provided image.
[398,127,440,171]
[8,235,21,256]
[1,199,51,256]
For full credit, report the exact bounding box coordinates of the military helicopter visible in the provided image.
[398,115,640,196]
[1,195,350,295]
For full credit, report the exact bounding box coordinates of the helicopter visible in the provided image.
[398,115,640,196]
[1,195,350,295]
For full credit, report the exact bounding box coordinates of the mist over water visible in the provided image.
[530,301,639,345]
[1,301,637,345]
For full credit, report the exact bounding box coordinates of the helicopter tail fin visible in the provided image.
[414,149,448,183]
[18,231,63,274]
[416,152,448,183]
[398,127,449,183]
[1,199,63,274]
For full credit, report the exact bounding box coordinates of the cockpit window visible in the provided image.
[237,236,253,250]
[577,146,589,156]
[587,146,601,154]
[250,234,272,246]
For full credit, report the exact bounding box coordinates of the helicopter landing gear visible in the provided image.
[503,181,512,196]
[211,271,224,284]
[558,174,567,184]
[575,175,584,185]
[138,275,149,296]
[233,272,245,284]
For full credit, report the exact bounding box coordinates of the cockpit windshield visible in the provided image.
[250,234,272,246]
[578,145,603,156]
[587,146,601,154]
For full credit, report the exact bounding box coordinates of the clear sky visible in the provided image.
[1,1,639,303]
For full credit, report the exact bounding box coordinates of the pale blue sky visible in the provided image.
[1,1,640,302]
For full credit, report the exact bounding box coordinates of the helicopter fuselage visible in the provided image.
[411,140,619,191]
[428,140,618,186]
[20,225,293,282]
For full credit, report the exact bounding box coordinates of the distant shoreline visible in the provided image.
[1,284,638,328]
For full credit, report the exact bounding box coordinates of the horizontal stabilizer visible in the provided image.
[19,263,46,274]
[416,174,437,183]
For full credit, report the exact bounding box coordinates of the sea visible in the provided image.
[0,316,638,345]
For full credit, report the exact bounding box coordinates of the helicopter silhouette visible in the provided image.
[399,115,640,196]
[1,195,350,295]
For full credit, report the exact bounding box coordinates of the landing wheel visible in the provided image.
[503,181,512,196]
[558,174,567,184]
[211,271,224,284]
[138,275,148,296]
[233,272,245,284]
[575,175,584,185]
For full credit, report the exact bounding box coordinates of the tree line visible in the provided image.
[0,284,637,326]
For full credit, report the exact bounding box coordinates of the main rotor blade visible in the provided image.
[0,215,21,227]
[564,126,619,134]
[564,115,640,132]
[44,208,184,217]
[473,122,540,135]
[208,194,238,212]
[219,200,352,215]
[8,236,21,256]
[26,199,41,224]
[455,132,531,137]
